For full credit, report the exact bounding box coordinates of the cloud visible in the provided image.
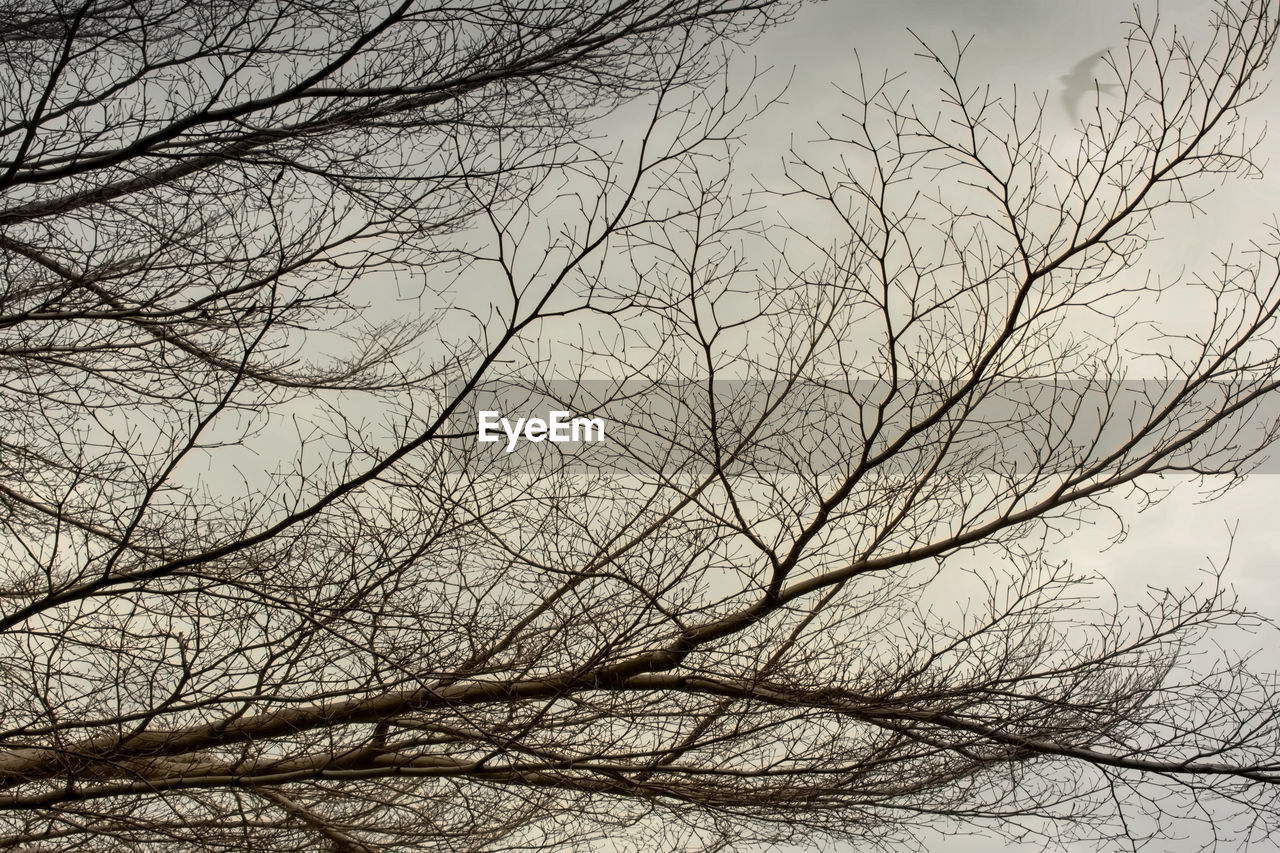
[1060,50,1120,117]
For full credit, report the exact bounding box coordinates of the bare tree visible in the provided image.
[1,0,1279,850]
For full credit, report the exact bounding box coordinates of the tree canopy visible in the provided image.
[2,0,1280,850]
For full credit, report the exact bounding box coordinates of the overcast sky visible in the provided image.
[734,2,1280,850]
[202,6,1280,848]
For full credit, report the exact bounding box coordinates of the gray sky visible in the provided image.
[188,5,1280,848]
[734,2,1280,850]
